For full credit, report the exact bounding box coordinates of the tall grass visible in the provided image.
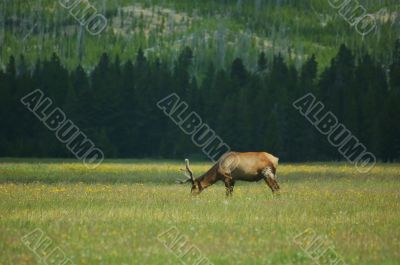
[1,159,399,264]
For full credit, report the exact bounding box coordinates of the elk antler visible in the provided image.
[176,159,195,184]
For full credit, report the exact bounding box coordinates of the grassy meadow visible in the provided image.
[0,159,399,265]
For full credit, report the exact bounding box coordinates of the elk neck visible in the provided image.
[196,163,219,190]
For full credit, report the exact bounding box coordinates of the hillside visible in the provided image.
[1,0,400,74]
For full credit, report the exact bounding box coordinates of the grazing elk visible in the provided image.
[177,152,280,196]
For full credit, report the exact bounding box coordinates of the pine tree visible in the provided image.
[381,40,400,161]
[257,51,268,73]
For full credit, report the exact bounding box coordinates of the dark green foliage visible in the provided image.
[1,42,400,162]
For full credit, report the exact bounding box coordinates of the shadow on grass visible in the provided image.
[0,172,354,185]
[0,157,184,164]
[0,175,179,185]
[0,158,386,184]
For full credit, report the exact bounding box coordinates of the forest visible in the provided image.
[2,0,400,72]
[1,40,399,162]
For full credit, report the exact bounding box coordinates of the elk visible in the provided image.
[177,152,280,196]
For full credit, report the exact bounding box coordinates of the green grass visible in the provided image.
[1,159,399,265]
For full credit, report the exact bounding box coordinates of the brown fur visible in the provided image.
[186,152,280,195]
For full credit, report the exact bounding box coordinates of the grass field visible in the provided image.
[1,159,399,265]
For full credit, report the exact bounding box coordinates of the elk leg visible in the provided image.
[224,181,231,196]
[224,179,234,196]
[229,181,235,195]
[264,177,274,193]
[262,167,280,193]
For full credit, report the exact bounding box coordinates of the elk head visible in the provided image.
[176,159,202,195]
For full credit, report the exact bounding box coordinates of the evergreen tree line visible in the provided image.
[1,41,400,162]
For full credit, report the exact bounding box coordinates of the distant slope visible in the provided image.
[0,0,399,72]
